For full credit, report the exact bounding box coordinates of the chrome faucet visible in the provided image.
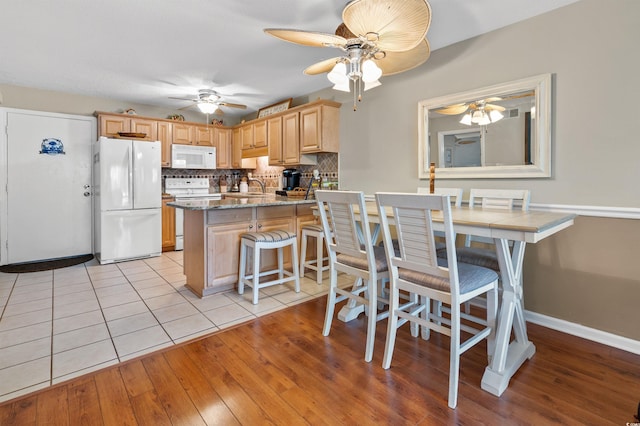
[247,172,266,193]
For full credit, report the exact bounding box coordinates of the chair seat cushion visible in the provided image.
[336,245,389,273]
[398,260,498,294]
[241,230,297,243]
[454,247,499,271]
[302,223,324,233]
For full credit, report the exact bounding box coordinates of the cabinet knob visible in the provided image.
[257,224,262,229]
[248,224,254,230]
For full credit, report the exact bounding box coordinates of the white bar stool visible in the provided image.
[299,223,330,284]
[238,230,301,304]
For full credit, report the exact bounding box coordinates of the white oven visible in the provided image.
[171,144,216,169]
[165,178,221,250]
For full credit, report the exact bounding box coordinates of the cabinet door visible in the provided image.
[130,117,158,141]
[173,123,193,145]
[241,124,254,149]
[194,125,214,146]
[253,120,267,148]
[99,115,129,137]
[231,128,242,168]
[267,116,283,165]
[282,112,300,164]
[300,106,321,152]
[206,221,252,290]
[157,121,172,168]
[162,198,176,251]
[215,128,232,168]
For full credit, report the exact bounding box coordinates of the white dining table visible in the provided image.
[323,201,576,397]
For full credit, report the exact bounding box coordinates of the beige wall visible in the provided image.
[305,0,640,341]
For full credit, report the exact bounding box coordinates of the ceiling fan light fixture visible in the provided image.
[489,109,504,123]
[361,59,382,83]
[197,102,218,115]
[477,113,491,126]
[460,113,472,125]
[364,79,381,91]
[333,80,351,92]
[327,62,348,84]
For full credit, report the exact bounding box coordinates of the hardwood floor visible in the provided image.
[0,297,638,425]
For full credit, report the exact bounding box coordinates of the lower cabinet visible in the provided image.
[184,205,301,297]
[162,198,176,252]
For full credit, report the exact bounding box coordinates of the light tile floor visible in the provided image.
[0,251,338,403]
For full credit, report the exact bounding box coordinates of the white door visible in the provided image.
[6,111,94,264]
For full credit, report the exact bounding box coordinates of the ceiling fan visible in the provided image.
[434,91,535,125]
[264,0,432,110]
[169,89,247,115]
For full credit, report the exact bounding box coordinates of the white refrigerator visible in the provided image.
[94,136,162,264]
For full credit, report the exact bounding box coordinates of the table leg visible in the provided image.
[481,239,536,396]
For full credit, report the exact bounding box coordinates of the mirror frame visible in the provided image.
[418,73,552,179]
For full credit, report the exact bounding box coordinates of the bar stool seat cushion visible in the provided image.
[241,230,297,243]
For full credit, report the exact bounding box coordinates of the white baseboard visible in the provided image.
[525,310,640,355]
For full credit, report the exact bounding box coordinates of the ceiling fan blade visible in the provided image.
[342,0,431,52]
[178,104,195,111]
[218,102,247,109]
[375,38,430,76]
[169,96,196,101]
[304,57,342,75]
[435,104,470,115]
[485,104,506,112]
[264,29,346,48]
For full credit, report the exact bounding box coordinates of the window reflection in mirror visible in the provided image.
[418,74,551,179]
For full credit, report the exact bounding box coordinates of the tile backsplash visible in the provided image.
[161,153,338,193]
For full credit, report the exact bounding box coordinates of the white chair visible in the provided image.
[238,230,301,305]
[299,223,330,284]
[417,187,464,207]
[315,190,390,362]
[445,189,531,272]
[375,192,498,409]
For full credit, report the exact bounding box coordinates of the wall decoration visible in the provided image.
[257,98,292,118]
[39,138,65,155]
[168,114,185,121]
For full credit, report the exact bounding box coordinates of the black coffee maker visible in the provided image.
[282,168,301,190]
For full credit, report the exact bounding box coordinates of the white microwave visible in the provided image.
[171,144,216,169]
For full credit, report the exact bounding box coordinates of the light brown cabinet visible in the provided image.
[269,111,316,166]
[98,115,158,141]
[183,204,304,297]
[157,121,173,168]
[194,125,214,146]
[172,123,194,145]
[300,104,340,153]
[215,127,232,168]
[162,197,176,252]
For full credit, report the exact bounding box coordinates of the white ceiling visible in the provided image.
[0,0,579,118]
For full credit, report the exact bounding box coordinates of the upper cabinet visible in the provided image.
[98,115,158,141]
[239,99,340,164]
[215,127,232,169]
[299,103,340,153]
[157,121,172,168]
[174,123,213,146]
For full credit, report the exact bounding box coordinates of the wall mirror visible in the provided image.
[418,73,551,179]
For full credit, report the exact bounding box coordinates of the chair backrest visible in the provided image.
[315,190,377,272]
[468,188,530,211]
[417,187,464,207]
[375,192,461,298]
[466,188,531,246]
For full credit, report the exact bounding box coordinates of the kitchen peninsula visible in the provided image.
[168,196,316,297]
